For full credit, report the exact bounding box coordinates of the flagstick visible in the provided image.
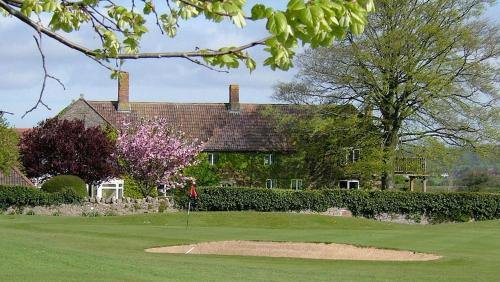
[186,200,191,229]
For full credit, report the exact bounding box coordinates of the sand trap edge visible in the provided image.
[145,240,441,261]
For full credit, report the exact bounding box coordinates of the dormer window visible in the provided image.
[264,154,273,165]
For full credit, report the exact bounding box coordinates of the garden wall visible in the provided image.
[2,196,176,216]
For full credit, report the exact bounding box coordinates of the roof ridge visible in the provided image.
[86,100,292,106]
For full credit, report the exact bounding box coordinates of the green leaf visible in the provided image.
[232,13,246,28]
[245,57,257,72]
[287,0,306,11]
[143,1,153,15]
[274,12,288,34]
[298,7,313,27]
[251,4,266,20]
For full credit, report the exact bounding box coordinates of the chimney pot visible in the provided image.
[229,84,240,112]
[117,71,130,112]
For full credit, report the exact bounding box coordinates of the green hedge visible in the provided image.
[0,185,83,210]
[41,175,87,198]
[174,187,500,222]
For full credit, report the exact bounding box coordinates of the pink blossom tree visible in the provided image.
[115,118,203,197]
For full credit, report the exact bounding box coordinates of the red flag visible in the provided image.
[190,184,198,199]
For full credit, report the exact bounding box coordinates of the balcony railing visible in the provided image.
[395,157,427,175]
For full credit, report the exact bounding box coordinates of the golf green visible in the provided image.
[1,212,499,281]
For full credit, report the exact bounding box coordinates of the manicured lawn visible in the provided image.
[0,212,499,281]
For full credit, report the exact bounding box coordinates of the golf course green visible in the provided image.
[1,212,499,281]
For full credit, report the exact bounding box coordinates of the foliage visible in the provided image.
[269,104,384,188]
[183,153,220,186]
[123,175,157,199]
[0,0,374,72]
[115,118,203,197]
[41,175,87,198]
[274,0,500,189]
[175,186,500,222]
[184,152,307,188]
[19,118,118,184]
[410,140,500,191]
[0,116,19,175]
[457,169,500,192]
[0,185,82,209]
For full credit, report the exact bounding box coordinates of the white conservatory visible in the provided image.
[87,178,124,200]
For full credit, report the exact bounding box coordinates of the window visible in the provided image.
[264,154,273,165]
[290,179,303,190]
[339,180,360,190]
[93,178,124,199]
[345,148,361,163]
[266,179,277,189]
[208,153,216,165]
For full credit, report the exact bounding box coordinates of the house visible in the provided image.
[58,72,309,195]
[0,166,35,187]
[58,72,427,192]
[59,73,298,152]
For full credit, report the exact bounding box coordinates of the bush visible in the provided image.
[123,175,157,199]
[0,185,83,209]
[41,175,87,198]
[174,187,500,222]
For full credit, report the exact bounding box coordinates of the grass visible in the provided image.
[0,212,499,281]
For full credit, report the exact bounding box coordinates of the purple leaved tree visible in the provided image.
[115,118,203,197]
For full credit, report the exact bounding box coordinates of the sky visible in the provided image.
[1,1,499,128]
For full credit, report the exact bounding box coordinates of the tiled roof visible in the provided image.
[14,128,31,135]
[86,101,302,152]
[0,167,34,187]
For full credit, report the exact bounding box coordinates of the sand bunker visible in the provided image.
[145,240,441,261]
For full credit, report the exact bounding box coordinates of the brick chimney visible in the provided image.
[228,84,240,112]
[117,71,130,112]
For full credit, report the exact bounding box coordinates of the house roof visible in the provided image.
[86,101,302,152]
[0,167,34,187]
[14,128,31,135]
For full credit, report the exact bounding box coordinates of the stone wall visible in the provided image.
[2,199,430,224]
[3,197,177,216]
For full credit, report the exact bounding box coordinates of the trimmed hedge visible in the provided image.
[0,185,82,210]
[41,175,87,198]
[174,187,500,222]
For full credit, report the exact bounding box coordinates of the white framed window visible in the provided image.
[264,154,273,165]
[345,148,361,163]
[208,153,216,165]
[92,178,124,199]
[290,179,303,190]
[266,179,277,189]
[339,180,360,190]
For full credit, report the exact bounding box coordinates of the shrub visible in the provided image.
[82,210,100,217]
[123,175,157,199]
[174,187,500,222]
[0,185,83,208]
[41,175,87,198]
[158,201,168,213]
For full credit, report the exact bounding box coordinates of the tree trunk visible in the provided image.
[381,127,399,190]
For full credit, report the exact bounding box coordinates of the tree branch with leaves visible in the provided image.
[1,0,374,114]
[0,0,374,71]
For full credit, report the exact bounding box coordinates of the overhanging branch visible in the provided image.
[0,0,270,60]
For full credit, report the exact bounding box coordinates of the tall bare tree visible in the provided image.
[274,0,500,189]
